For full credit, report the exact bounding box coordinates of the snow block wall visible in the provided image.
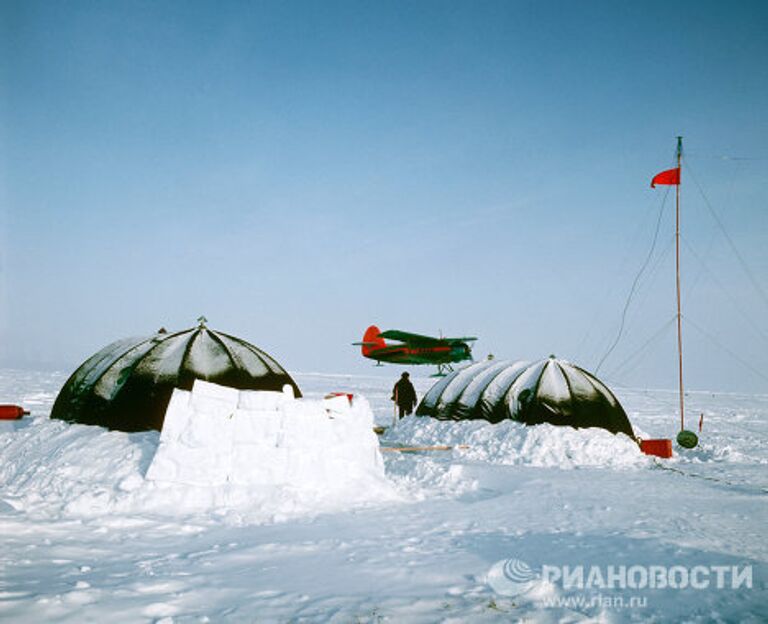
[146,380,396,503]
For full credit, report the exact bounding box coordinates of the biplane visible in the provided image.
[353,325,477,376]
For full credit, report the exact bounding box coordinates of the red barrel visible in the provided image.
[0,405,28,420]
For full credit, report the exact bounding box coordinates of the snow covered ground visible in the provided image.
[1,368,766,622]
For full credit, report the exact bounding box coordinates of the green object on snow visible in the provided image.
[676,429,699,449]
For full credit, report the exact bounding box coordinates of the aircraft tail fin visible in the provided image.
[359,325,385,357]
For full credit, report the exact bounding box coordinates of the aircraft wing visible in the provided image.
[378,330,443,345]
[378,330,478,345]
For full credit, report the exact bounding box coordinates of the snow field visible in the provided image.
[1,370,766,622]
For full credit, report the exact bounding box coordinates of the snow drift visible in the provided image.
[389,414,649,469]
[0,381,398,522]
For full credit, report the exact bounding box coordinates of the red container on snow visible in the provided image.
[640,438,673,459]
[324,392,354,404]
[0,405,28,420]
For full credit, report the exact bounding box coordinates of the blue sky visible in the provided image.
[2,0,767,392]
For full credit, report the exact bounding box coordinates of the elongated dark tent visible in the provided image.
[416,356,634,437]
[51,319,301,432]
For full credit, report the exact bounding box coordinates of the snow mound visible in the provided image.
[0,417,157,518]
[385,455,480,500]
[145,381,398,515]
[671,440,764,465]
[388,415,649,469]
[0,382,398,523]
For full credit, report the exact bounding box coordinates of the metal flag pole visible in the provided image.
[675,136,685,432]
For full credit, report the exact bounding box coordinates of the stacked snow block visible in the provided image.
[146,380,390,495]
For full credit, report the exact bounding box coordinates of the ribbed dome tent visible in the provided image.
[51,319,301,432]
[416,357,634,437]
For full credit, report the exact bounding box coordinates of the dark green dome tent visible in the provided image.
[416,356,634,437]
[51,319,301,432]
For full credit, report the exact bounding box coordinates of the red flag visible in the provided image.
[651,167,680,188]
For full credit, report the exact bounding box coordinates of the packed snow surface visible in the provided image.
[1,369,766,622]
[145,380,397,519]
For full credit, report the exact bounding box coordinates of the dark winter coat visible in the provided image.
[392,378,417,410]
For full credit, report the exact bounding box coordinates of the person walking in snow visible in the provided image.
[392,372,417,419]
